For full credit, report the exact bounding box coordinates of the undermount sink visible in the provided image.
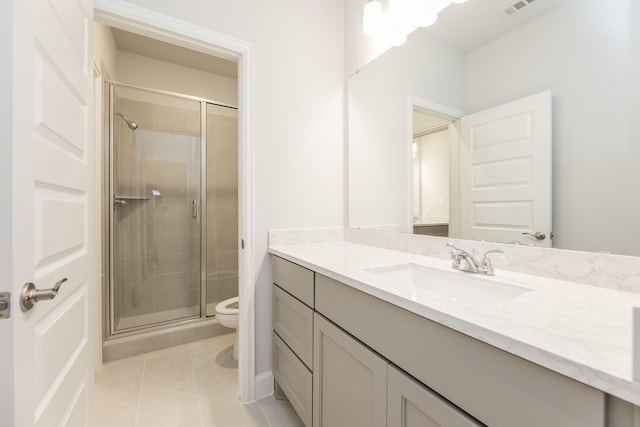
[366,263,531,305]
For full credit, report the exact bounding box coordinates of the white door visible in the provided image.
[458,91,552,247]
[0,0,96,426]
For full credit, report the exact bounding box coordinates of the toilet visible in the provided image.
[215,296,239,360]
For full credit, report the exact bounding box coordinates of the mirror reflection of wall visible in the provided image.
[412,111,451,237]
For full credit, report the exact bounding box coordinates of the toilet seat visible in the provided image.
[214,296,239,360]
[215,296,239,315]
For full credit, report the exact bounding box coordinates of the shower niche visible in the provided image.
[108,83,238,334]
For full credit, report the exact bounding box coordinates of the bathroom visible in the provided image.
[97,24,241,359]
[1,0,640,426]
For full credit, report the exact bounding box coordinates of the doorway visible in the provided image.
[94,1,256,402]
[412,110,452,237]
[409,98,464,238]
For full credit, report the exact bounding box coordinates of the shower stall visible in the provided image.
[107,83,238,336]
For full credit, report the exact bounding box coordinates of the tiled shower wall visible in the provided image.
[206,106,238,311]
[113,95,202,327]
[110,92,239,329]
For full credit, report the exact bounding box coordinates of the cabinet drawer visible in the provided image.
[315,273,604,427]
[388,365,482,427]
[273,284,314,369]
[273,332,313,427]
[273,256,314,307]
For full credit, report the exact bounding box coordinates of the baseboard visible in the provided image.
[255,370,274,401]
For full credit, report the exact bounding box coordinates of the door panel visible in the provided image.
[387,365,482,427]
[459,91,552,246]
[10,0,95,425]
[313,313,387,427]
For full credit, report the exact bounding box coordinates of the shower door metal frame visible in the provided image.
[107,81,237,338]
[199,101,207,320]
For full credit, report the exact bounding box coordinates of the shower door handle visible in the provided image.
[192,200,198,219]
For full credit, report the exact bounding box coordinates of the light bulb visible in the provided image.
[363,0,383,36]
[419,14,438,28]
[390,33,407,46]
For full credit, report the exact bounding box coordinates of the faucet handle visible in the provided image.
[444,243,460,251]
[445,243,460,258]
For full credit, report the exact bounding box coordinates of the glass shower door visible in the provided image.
[110,84,202,332]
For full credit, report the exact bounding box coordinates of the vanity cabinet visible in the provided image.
[313,312,479,427]
[314,273,605,427]
[272,256,315,426]
[271,255,607,427]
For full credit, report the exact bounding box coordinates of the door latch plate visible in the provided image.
[0,292,10,319]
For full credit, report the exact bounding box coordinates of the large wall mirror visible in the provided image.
[348,0,640,256]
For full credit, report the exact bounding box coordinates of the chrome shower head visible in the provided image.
[113,112,139,131]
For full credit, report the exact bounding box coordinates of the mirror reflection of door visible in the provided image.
[412,110,452,237]
[412,92,552,246]
[459,91,552,247]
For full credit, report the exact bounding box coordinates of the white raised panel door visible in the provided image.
[459,91,552,247]
[2,0,96,425]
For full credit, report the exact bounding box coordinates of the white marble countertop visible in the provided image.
[269,240,640,405]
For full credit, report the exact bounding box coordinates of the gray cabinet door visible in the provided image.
[273,332,313,426]
[313,313,387,427]
[388,365,482,427]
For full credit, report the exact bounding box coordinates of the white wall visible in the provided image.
[118,0,345,379]
[466,0,640,255]
[94,22,118,79]
[348,29,465,231]
[117,50,237,105]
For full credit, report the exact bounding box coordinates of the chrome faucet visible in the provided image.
[446,243,503,276]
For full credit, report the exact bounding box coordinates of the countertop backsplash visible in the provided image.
[269,227,640,294]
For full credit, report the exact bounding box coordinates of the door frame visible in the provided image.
[0,2,13,422]
[407,96,465,236]
[93,0,257,402]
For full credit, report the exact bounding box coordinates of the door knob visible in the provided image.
[20,278,68,312]
[522,231,546,241]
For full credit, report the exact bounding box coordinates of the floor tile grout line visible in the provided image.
[189,344,207,427]
[134,354,147,427]
[258,400,274,427]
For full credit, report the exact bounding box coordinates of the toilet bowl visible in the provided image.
[215,296,239,360]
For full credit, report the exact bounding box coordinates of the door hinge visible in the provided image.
[241,239,245,249]
[0,292,10,319]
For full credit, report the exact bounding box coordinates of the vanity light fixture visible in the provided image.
[363,0,383,36]
[363,0,471,45]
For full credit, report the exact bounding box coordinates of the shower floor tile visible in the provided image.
[93,333,304,427]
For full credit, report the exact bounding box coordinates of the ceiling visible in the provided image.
[424,0,568,52]
[110,27,238,79]
[109,0,566,79]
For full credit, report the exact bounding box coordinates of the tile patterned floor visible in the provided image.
[93,333,304,427]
